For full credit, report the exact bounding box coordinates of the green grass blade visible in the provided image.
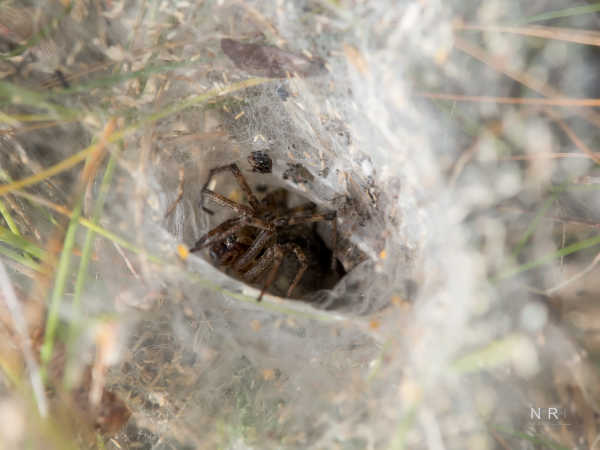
[0,170,58,226]
[0,245,45,273]
[511,182,570,259]
[65,148,120,388]
[0,198,20,235]
[72,152,119,301]
[0,225,47,260]
[0,81,82,119]
[511,195,555,258]
[519,3,600,24]
[451,334,523,374]
[40,199,83,373]
[49,61,190,96]
[497,233,600,281]
[78,215,162,264]
[388,407,418,450]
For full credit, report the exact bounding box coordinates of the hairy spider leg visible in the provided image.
[252,243,308,301]
[190,215,274,253]
[233,207,334,285]
[281,243,308,297]
[256,246,284,302]
[243,245,277,283]
[274,210,336,226]
[233,229,275,272]
[232,189,317,271]
[190,217,243,252]
[202,190,255,217]
[274,210,338,270]
[201,163,261,214]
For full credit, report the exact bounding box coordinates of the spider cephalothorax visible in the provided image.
[191,163,337,301]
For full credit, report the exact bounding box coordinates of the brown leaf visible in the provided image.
[221,38,326,78]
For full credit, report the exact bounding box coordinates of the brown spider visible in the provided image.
[191,163,337,301]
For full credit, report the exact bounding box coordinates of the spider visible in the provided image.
[190,163,338,301]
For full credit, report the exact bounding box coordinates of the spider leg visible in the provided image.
[239,244,284,301]
[201,163,261,212]
[274,210,338,269]
[233,229,275,272]
[280,243,308,297]
[243,246,276,282]
[274,210,336,227]
[191,215,274,253]
[202,190,254,216]
[257,245,285,302]
[190,217,243,252]
[243,243,308,301]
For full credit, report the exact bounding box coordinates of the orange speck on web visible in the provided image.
[177,244,189,260]
[434,48,449,65]
[262,369,275,381]
[391,295,410,308]
[379,250,387,259]
[250,320,261,332]
[369,320,380,329]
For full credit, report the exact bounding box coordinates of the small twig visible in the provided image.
[455,23,600,47]
[543,108,600,164]
[501,152,600,161]
[89,321,118,408]
[449,137,480,186]
[417,92,600,107]
[453,35,600,128]
[112,242,140,279]
[545,251,600,295]
[164,167,185,218]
